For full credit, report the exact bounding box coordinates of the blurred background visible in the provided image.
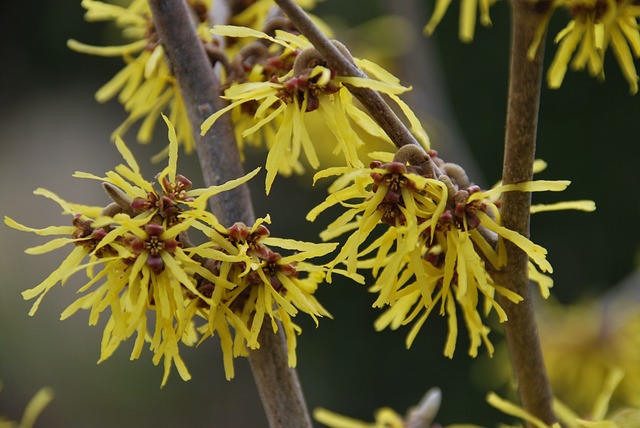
[1,0,639,426]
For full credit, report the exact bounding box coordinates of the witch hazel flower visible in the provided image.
[201,24,428,193]
[315,388,452,428]
[68,0,216,156]
[424,0,640,93]
[228,0,326,37]
[308,144,594,357]
[488,368,640,428]
[180,212,338,380]
[530,0,640,93]
[4,114,259,386]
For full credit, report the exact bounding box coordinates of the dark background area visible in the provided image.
[1,1,638,427]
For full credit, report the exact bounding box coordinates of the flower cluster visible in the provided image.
[68,0,215,156]
[201,25,428,193]
[534,0,640,93]
[178,213,335,379]
[488,368,640,428]
[27,1,611,422]
[5,116,333,385]
[424,0,640,93]
[538,294,640,412]
[314,388,443,428]
[314,372,640,428]
[228,0,322,31]
[308,145,593,358]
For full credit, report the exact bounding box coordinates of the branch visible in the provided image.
[492,1,555,425]
[147,1,312,427]
[273,0,421,151]
[148,0,253,227]
[383,0,486,185]
[249,325,313,428]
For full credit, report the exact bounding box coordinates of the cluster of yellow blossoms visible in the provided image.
[67,0,216,157]
[487,367,640,428]
[426,0,640,93]
[4,10,609,428]
[9,0,599,388]
[68,0,330,160]
[308,146,593,358]
[314,370,640,427]
[5,116,333,386]
[538,292,640,413]
[200,25,427,193]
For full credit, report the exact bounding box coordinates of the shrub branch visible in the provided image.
[147,1,312,426]
[492,1,556,425]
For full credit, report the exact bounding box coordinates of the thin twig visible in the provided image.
[273,0,421,151]
[383,0,485,185]
[147,1,312,427]
[492,1,555,425]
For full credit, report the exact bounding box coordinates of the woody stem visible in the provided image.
[148,1,312,427]
[492,1,555,425]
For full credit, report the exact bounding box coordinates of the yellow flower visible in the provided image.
[314,388,483,428]
[0,382,54,428]
[531,0,640,94]
[424,0,496,43]
[202,25,428,193]
[183,214,336,379]
[314,388,439,428]
[314,406,406,428]
[5,115,260,386]
[231,0,321,30]
[488,368,640,427]
[68,0,214,155]
[4,191,108,316]
[309,148,593,358]
[539,294,640,413]
[60,216,209,386]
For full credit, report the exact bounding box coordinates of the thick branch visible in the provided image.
[493,1,555,425]
[149,0,253,227]
[248,325,313,428]
[148,1,311,427]
[273,0,420,150]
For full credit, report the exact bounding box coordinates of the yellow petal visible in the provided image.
[424,0,454,36]
[4,216,74,237]
[212,25,294,51]
[476,211,552,273]
[610,24,639,94]
[530,200,596,214]
[20,386,54,428]
[161,113,179,183]
[189,167,261,199]
[115,135,141,175]
[336,76,410,95]
[548,22,585,89]
[487,393,551,428]
[469,180,571,202]
[313,407,372,428]
[67,38,146,57]
[25,238,78,255]
[591,367,624,421]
